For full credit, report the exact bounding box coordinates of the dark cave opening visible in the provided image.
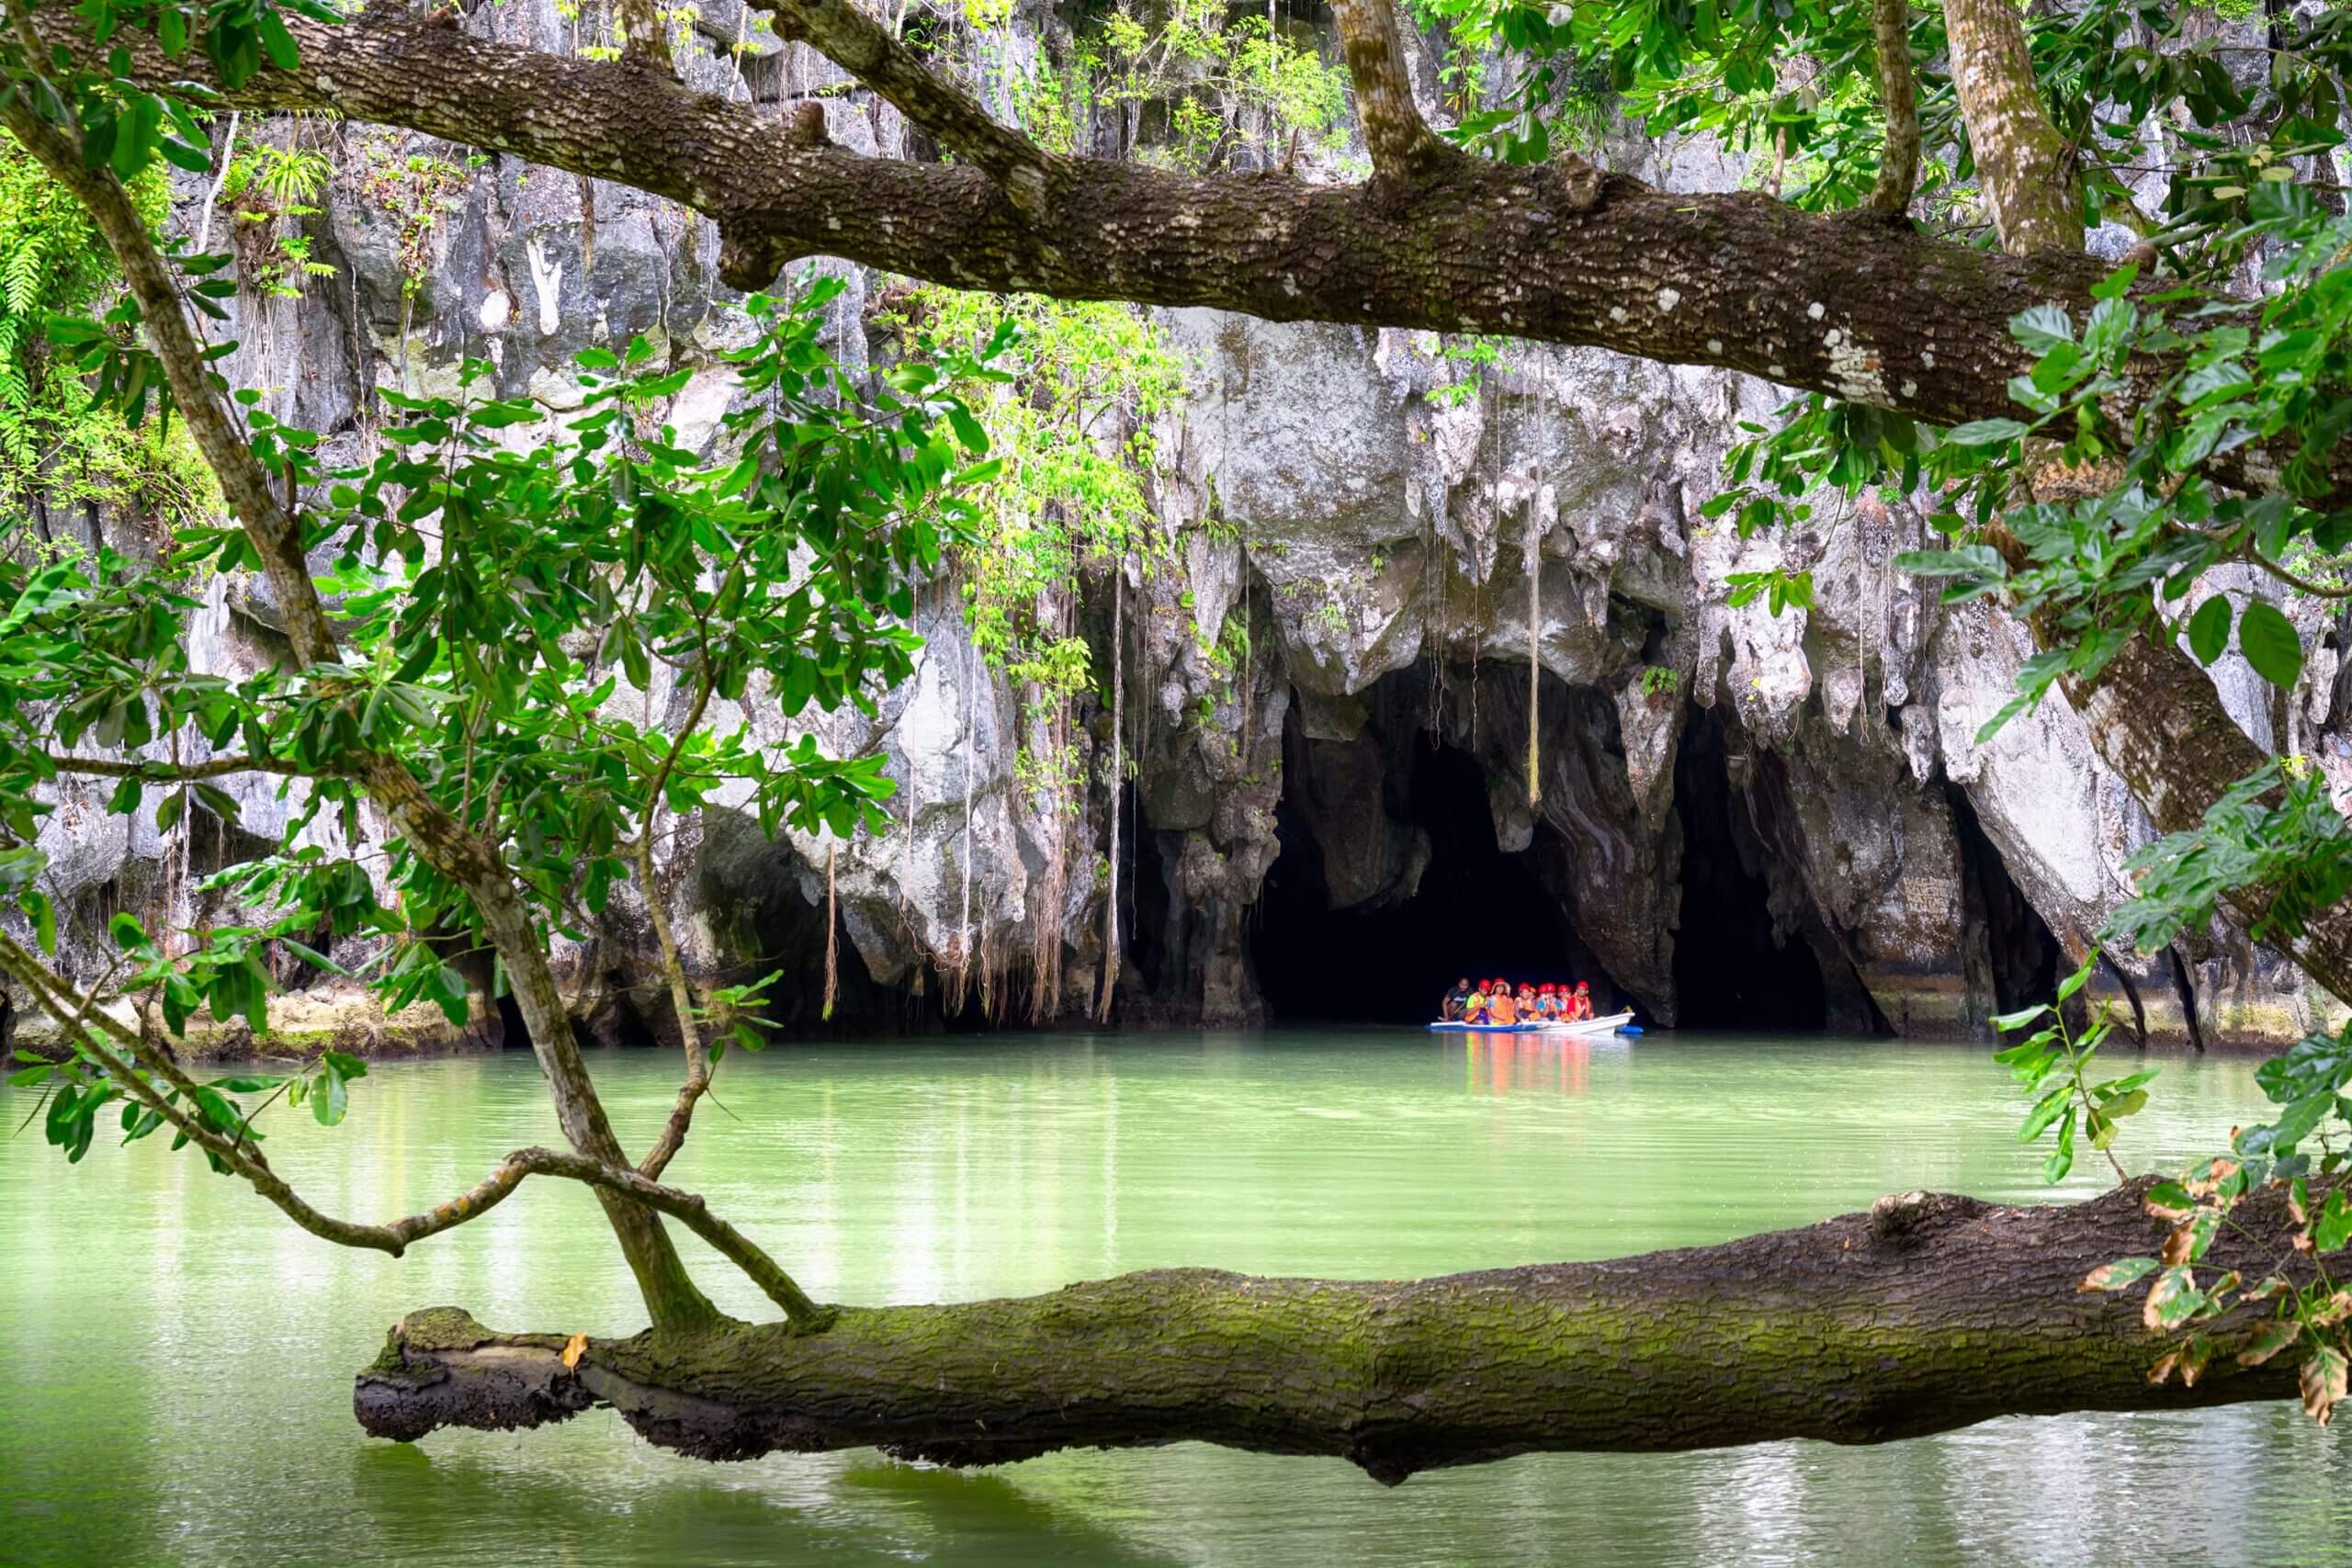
[1251,735,1586,1024]
[1669,708,1832,1031]
[1950,784,2064,1021]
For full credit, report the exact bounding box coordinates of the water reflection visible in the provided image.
[3,1031,2345,1567]
[1462,1032,1614,1097]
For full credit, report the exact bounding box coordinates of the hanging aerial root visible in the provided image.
[822,844,839,1021]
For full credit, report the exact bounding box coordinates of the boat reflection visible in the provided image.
[1461,1031,1625,1096]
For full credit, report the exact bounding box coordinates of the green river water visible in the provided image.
[4,1029,2348,1567]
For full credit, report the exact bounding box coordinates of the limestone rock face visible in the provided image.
[6,0,2344,1053]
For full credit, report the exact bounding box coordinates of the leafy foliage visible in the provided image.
[885,286,1181,818]
[0,281,998,1140]
[993,0,1351,170]
[0,143,210,526]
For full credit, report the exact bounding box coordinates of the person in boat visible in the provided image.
[1442,977,1472,1021]
[1463,981,1492,1025]
[1489,982,1520,1026]
[1533,985,1563,1022]
[1569,981,1594,1022]
[1516,982,1538,1020]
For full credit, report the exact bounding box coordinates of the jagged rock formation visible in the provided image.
[9,0,2349,1054]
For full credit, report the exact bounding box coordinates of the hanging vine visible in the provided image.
[880,288,1184,1017]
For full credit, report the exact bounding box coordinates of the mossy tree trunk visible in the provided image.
[356,1181,2317,1483]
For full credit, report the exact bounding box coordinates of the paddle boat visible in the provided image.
[1429,1010,1639,1035]
[1534,1010,1635,1036]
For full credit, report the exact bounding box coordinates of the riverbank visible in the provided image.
[5,993,2317,1065]
[5,983,497,1065]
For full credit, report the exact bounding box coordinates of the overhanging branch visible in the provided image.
[96,9,2116,435]
[0,932,829,1327]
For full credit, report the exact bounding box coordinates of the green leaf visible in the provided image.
[2011,304,2075,354]
[0,846,50,890]
[2019,1082,2074,1142]
[277,937,348,976]
[1944,418,2030,446]
[20,889,55,956]
[2187,596,2232,667]
[2313,1190,2352,1254]
[2079,1256,2158,1292]
[256,9,302,70]
[2143,1264,2204,1329]
[312,1058,348,1126]
[2042,1105,2077,1182]
[2238,601,2303,690]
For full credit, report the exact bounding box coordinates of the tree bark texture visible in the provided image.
[1943,0,2083,254]
[96,12,2121,434]
[356,1181,2322,1483]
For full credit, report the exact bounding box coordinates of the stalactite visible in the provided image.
[821,843,839,1021]
[1097,565,1124,1022]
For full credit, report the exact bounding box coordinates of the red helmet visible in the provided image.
[1576,980,1590,991]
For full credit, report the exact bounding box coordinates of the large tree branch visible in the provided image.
[354,1182,2334,1481]
[94,12,2098,433]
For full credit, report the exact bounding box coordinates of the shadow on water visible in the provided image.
[347,1439,1189,1568]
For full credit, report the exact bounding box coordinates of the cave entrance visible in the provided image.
[1251,734,1584,1024]
[1950,784,2064,1022]
[1668,708,1832,1031]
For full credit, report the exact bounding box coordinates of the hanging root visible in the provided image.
[821,844,839,1021]
[1098,565,1124,1023]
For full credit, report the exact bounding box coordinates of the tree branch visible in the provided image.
[354,1183,2331,1479]
[1868,0,1919,216]
[69,10,2107,435]
[1329,0,1450,180]
[44,752,316,780]
[747,0,1046,188]
[3,32,719,1329]
[1944,0,2080,254]
[0,931,829,1328]
[0,77,339,667]
[636,669,717,1181]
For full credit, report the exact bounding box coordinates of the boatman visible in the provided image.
[1442,977,1472,1021]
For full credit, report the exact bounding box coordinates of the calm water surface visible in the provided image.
[4,1030,2347,1566]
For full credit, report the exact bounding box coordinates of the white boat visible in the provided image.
[1532,1010,1635,1036]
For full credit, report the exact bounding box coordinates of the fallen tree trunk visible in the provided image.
[356,1180,2312,1483]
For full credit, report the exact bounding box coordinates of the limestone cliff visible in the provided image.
[9,0,2346,1055]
